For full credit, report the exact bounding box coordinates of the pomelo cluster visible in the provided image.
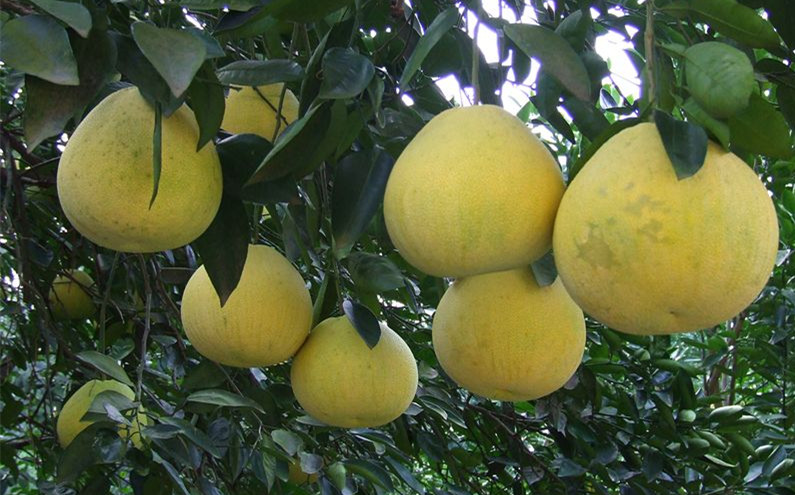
[384,105,586,401]
[384,107,777,402]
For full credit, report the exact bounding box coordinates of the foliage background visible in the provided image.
[1,0,794,494]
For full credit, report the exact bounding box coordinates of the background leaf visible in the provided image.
[399,7,459,88]
[76,351,134,386]
[132,22,206,97]
[30,0,92,37]
[0,15,79,85]
[342,300,381,349]
[216,59,304,86]
[319,48,375,99]
[187,389,265,413]
[654,110,709,180]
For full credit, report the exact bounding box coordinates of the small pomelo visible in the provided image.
[48,269,95,320]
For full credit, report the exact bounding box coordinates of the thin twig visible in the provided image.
[644,0,656,110]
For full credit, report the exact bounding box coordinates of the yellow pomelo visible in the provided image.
[221,84,299,140]
[432,269,585,401]
[553,123,778,335]
[56,379,148,448]
[383,104,565,278]
[288,459,319,485]
[290,316,418,428]
[181,244,312,367]
[57,87,223,253]
[48,269,95,320]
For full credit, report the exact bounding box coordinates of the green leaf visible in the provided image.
[149,102,163,208]
[152,451,192,495]
[729,93,794,158]
[76,351,133,386]
[344,459,395,491]
[30,0,91,37]
[111,33,183,115]
[247,102,331,184]
[777,85,795,129]
[684,42,754,118]
[187,389,265,413]
[662,0,782,50]
[57,423,123,483]
[331,147,395,258]
[215,134,297,204]
[192,194,250,307]
[131,22,206,97]
[23,26,117,149]
[399,7,460,88]
[383,457,425,494]
[182,360,227,391]
[654,110,709,180]
[709,405,744,423]
[347,252,404,293]
[0,15,78,85]
[319,48,375,99]
[270,0,353,22]
[504,23,591,101]
[530,251,558,287]
[764,0,795,49]
[704,454,737,468]
[179,0,262,11]
[299,452,323,474]
[216,59,304,86]
[188,63,225,150]
[682,97,730,149]
[342,300,381,349]
[159,417,223,458]
[271,429,303,456]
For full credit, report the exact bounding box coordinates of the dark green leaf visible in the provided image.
[216,59,304,86]
[729,92,794,158]
[111,33,182,115]
[384,457,425,494]
[0,15,78,85]
[331,147,395,258]
[149,102,163,208]
[159,417,223,458]
[247,102,331,184]
[344,459,394,490]
[399,7,460,88]
[188,63,225,150]
[319,48,375,99]
[654,110,709,180]
[270,0,353,22]
[76,351,133,386]
[215,134,298,203]
[662,0,782,50]
[504,23,591,101]
[182,360,227,390]
[24,26,117,149]
[271,429,303,456]
[347,252,404,293]
[682,97,731,149]
[342,299,381,349]
[530,251,557,287]
[131,22,206,97]
[192,194,250,307]
[57,423,122,483]
[642,451,665,481]
[30,0,91,37]
[179,0,262,10]
[777,85,795,128]
[764,0,795,49]
[152,451,191,495]
[187,389,265,413]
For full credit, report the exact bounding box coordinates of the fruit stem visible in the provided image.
[644,0,656,113]
[471,6,481,105]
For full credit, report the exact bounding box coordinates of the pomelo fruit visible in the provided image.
[48,269,95,320]
[553,123,778,335]
[221,84,299,141]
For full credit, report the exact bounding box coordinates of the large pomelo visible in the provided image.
[290,316,418,428]
[383,105,565,278]
[57,87,222,253]
[553,123,778,335]
[432,268,585,401]
[181,244,312,367]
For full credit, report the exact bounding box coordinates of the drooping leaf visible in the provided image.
[654,110,709,180]
[399,7,460,88]
[24,26,117,149]
[30,0,92,37]
[76,351,134,386]
[187,63,225,150]
[728,92,794,158]
[187,389,265,413]
[152,451,192,495]
[111,32,183,115]
[331,147,395,258]
[149,102,163,208]
[319,48,375,99]
[662,0,782,50]
[57,423,123,483]
[216,59,304,86]
[215,134,298,203]
[504,23,591,101]
[192,194,250,307]
[0,15,78,85]
[342,299,382,349]
[158,417,223,458]
[246,102,331,184]
[131,22,206,97]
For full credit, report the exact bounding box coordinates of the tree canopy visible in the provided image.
[1,0,794,494]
